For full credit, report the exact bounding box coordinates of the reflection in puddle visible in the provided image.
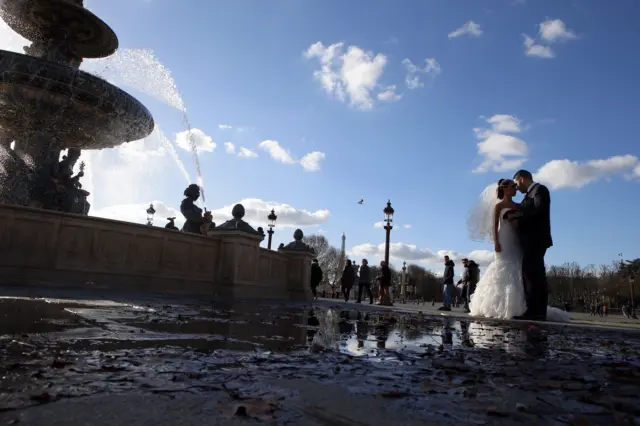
[1,295,640,424]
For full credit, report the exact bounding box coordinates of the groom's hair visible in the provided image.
[513,169,532,180]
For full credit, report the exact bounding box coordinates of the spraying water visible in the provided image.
[155,127,191,184]
[181,114,206,206]
[82,48,193,186]
[82,48,185,111]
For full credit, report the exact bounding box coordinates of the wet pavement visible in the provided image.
[1,290,639,425]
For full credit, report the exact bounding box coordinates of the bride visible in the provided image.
[467,179,569,322]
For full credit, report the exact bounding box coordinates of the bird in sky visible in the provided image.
[358,199,364,204]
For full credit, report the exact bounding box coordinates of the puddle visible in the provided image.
[1,294,639,425]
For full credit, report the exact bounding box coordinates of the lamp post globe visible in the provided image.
[146,203,156,226]
[267,209,278,250]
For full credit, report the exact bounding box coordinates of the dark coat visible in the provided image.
[379,265,391,287]
[341,265,356,288]
[518,183,553,250]
[443,260,455,284]
[359,264,372,284]
[467,261,480,285]
[310,263,323,287]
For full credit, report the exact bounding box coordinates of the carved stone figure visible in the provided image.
[279,229,316,254]
[165,217,179,231]
[215,204,262,235]
[180,184,211,235]
[31,148,89,214]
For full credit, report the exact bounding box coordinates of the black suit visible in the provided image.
[518,183,552,318]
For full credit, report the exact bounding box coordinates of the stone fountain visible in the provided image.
[0,0,154,213]
[0,0,315,301]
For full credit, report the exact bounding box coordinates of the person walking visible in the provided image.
[310,259,323,300]
[439,256,455,311]
[340,259,356,302]
[356,259,373,304]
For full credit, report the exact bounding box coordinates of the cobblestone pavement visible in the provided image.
[1,289,639,425]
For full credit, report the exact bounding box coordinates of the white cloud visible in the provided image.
[304,41,392,110]
[349,242,494,267]
[539,19,577,43]
[224,142,236,154]
[259,140,296,164]
[259,140,326,172]
[377,85,402,102]
[238,147,258,158]
[223,142,258,159]
[523,34,555,58]
[93,198,330,230]
[93,200,182,228]
[175,128,216,153]
[473,114,528,173]
[486,114,521,133]
[299,152,326,172]
[211,199,329,229]
[402,58,441,90]
[373,222,411,230]
[522,20,577,59]
[448,21,483,39]
[535,155,639,189]
[634,163,640,178]
[218,124,233,129]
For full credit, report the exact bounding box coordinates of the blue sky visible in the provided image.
[2,0,639,273]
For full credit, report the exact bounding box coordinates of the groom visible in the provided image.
[509,170,553,321]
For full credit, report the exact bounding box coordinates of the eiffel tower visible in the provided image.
[332,232,346,294]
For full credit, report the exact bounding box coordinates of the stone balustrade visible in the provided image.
[0,204,314,300]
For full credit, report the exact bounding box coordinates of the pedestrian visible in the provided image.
[439,255,455,311]
[340,259,356,302]
[310,259,323,300]
[356,259,374,304]
[378,260,392,305]
[465,259,480,313]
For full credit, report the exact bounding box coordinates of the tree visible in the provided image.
[303,234,330,258]
[302,234,340,292]
[406,263,441,301]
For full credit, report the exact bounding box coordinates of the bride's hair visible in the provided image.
[496,179,507,200]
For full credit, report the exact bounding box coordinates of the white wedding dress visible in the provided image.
[469,207,570,323]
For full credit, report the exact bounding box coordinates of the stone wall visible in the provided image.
[0,204,313,300]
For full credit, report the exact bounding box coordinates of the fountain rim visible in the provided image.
[0,49,155,147]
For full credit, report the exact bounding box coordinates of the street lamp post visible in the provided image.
[630,274,636,317]
[267,209,277,250]
[383,200,394,265]
[620,253,636,316]
[146,203,156,226]
[401,261,407,302]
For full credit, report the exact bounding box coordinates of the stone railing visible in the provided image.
[0,204,314,300]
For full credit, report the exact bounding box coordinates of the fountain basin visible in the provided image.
[0,0,118,59]
[0,50,154,149]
